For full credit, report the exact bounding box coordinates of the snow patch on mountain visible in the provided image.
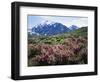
[29,20,79,36]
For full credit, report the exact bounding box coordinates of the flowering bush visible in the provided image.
[28,36,87,66]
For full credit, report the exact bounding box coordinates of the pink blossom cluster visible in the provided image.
[29,37,87,65]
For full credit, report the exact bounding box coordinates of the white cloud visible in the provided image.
[28,15,88,29]
[40,16,88,27]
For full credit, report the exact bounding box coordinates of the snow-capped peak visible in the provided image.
[40,20,55,25]
[32,20,55,29]
[31,21,79,36]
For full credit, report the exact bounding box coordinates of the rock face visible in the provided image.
[30,20,79,36]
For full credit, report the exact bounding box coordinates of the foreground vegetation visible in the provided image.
[28,27,88,66]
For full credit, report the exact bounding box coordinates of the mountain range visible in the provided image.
[28,20,79,36]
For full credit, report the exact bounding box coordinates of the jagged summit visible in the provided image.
[29,20,79,36]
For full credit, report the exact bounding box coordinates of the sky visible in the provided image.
[27,15,88,29]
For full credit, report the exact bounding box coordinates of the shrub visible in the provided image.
[28,36,87,66]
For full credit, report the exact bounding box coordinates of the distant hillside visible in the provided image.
[70,27,87,37]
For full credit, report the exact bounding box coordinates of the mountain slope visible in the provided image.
[31,21,71,36]
[29,20,80,36]
[70,27,87,37]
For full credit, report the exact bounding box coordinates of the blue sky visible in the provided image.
[28,15,88,29]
